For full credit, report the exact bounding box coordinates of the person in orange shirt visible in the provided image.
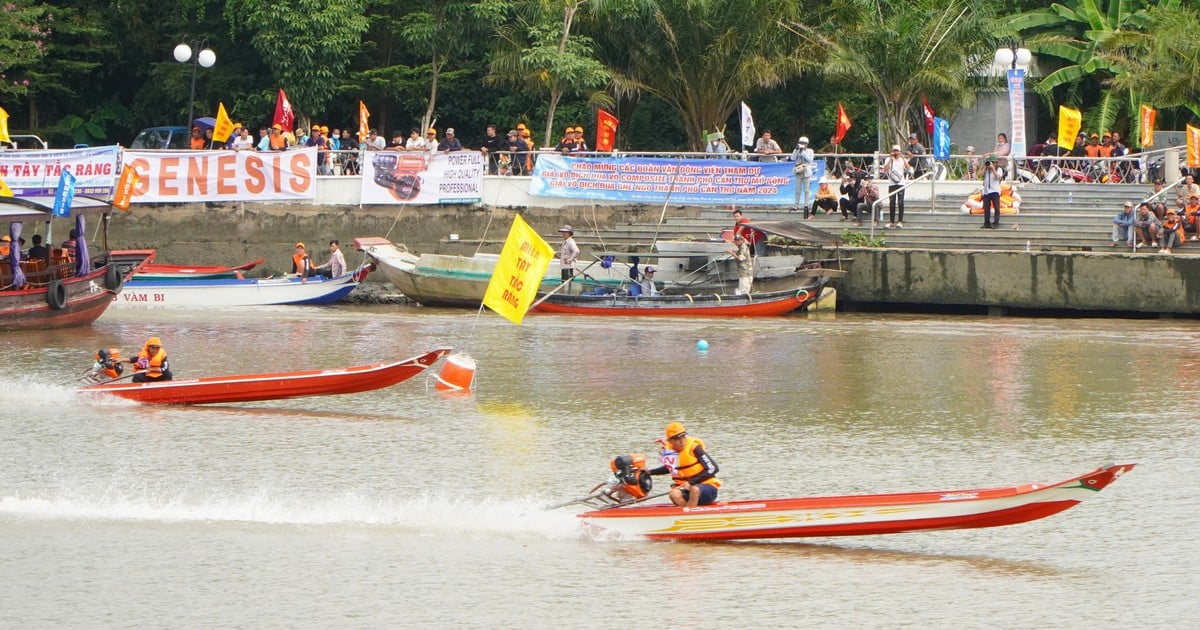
[0,235,11,258]
[1160,211,1185,254]
[1184,194,1200,241]
[291,242,315,284]
[189,127,205,150]
[1084,133,1102,158]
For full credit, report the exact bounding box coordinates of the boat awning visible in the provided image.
[1,195,114,221]
[743,220,842,245]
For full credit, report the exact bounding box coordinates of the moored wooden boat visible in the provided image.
[78,348,452,405]
[532,277,827,317]
[110,265,370,308]
[134,258,265,281]
[578,463,1135,541]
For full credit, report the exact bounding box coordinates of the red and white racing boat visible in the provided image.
[565,461,1134,541]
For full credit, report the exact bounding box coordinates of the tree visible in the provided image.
[783,0,995,151]
[1009,0,1175,136]
[601,0,806,151]
[0,0,50,103]
[1099,3,1200,129]
[226,0,370,118]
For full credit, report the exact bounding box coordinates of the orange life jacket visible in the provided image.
[135,347,168,378]
[672,436,720,488]
[292,253,312,275]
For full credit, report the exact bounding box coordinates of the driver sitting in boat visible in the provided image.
[127,337,173,383]
[647,422,720,507]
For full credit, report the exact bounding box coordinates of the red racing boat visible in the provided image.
[532,283,825,317]
[78,348,451,405]
[562,461,1135,541]
[135,258,265,281]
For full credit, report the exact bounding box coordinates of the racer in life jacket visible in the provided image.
[85,348,124,383]
[128,337,173,383]
[647,421,720,507]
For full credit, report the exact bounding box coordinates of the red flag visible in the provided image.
[922,96,935,136]
[833,103,852,145]
[273,89,294,132]
[1140,104,1156,148]
[596,109,619,152]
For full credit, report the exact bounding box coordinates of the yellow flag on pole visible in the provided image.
[1140,105,1156,148]
[1057,106,1081,148]
[1187,125,1200,169]
[212,103,234,143]
[0,106,11,143]
[0,175,12,197]
[483,215,554,324]
[113,165,141,210]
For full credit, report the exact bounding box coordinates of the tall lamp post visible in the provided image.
[173,40,216,133]
[994,42,1032,160]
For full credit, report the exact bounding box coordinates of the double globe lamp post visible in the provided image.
[173,41,216,133]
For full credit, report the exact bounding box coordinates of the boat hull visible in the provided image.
[1,251,152,330]
[78,348,451,405]
[134,258,265,281]
[111,268,364,308]
[578,463,1134,541]
[532,283,825,317]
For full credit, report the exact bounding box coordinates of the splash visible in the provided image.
[0,376,139,408]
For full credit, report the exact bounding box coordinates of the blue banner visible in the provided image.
[529,154,796,205]
[1007,69,1027,158]
[51,170,77,217]
[933,117,950,161]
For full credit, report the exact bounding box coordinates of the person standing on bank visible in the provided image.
[981,155,1003,229]
[791,136,816,215]
[557,225,579,286]
[647,422,720,508]
[882,145,909,228]
[729,234,753,295]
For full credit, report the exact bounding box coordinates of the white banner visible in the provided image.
[122,148,316,203]
[740,101,756,148]
[359,150,483,204]
[0,146,120,198]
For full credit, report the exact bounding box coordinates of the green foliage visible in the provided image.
[0,0,50,101]
[840,229,886,247]
[226,0,369,117]
[1102,3,1200,125]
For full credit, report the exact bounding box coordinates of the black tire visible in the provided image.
[46,279,67,310]
[103,264,122,292]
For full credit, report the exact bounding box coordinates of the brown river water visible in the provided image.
[2,306,1198,628]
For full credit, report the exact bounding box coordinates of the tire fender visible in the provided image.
[46,279,67,310]
[103,264,122,292]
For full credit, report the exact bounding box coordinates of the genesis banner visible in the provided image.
[0,146,120,198]
[529,154,796,205]
[360,151,484,205]
[123,148,316,203]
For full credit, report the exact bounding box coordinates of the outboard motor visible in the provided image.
[609,453,652,499]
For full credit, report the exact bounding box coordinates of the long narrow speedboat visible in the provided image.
[578,463,1134,541]
[532,281,827,317]
[78,348,451,405]
[109,265,370,308]
[134,258,265,281]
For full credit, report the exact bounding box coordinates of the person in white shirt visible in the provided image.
[424,128,439,154]
[230,127,254,151]
[315,240,347,278]
[405,128,427,152]
[882,144,909,228]
[639,266,660,296]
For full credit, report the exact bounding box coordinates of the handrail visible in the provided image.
[867,170,935,239]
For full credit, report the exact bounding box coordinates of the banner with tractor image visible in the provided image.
[359,151,484,205]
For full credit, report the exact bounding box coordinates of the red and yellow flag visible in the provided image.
[212,102,234,143]
[358,101,370,142]
[833,103,852,145]
[1057,105,1081,148]
[596,109,618,152]
[1187,125,1200,169]
[113,165,141,211]
[1139,105,1156,148]
[482,215,553,325]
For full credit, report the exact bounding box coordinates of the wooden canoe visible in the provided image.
[532,282,826,317]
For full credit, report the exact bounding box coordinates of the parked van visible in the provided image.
[131,126,190,150]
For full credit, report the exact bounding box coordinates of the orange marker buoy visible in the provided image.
[435,353,476,391]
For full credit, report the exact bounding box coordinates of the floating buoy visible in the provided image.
[696,339,709,352]
[435,353,476,392]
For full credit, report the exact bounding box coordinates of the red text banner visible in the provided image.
[122,149,316,203]
[0,146,120,198]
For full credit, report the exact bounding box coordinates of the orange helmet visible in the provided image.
[665,422,687,439]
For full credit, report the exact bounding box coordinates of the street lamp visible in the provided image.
[994,42,1032,159]
[993,43,1032,70]
[174,40,216,133]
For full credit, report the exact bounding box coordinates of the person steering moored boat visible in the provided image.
[128,337,173,383]
[647,422,720,507]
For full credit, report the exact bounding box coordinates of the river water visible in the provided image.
[2,306,1197,628]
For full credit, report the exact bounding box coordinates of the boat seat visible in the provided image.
[51,256,74,279]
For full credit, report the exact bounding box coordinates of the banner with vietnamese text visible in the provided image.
[123,148,316,203]
[482,214,553,325]
[359,151,484,205]
[0,146,120,198]
[529,154,796,205]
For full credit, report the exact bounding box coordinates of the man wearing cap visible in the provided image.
[503,129,529,176]
[425,128,440,154]
[728,233,753,295]
[291,242,316,284]
[269,124,288,151]
[791,135,816,215]
[128,337,173,383]
[189,126,205,150]
[570,126,588,153]
[638,265,659,296]
[647,422,720,508]
[981,154,1004,229]
[556,127,576,154]
[1111,201,1136,247]
[439,128,462,152]
[1182,194,1200,241]
[1161,210,1184,253]
[557,225,579,285]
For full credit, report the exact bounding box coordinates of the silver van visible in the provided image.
[131,126,190,150]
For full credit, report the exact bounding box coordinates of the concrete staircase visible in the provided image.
[563,182,1165,252]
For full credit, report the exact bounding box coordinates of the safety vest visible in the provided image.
[672,436,720,488]
[136,347,168,378]
[292,253,311,275]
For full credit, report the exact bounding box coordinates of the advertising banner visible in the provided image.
[529,154,796,205]
[0,146,120,198]
[359,151,484,205]
[122,148,316,203]
[1006,69,1027,158]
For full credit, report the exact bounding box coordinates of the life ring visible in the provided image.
[103,265,122,292]
[46,279,67,310]
[796,289,810,302]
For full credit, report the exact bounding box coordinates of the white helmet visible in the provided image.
[798,136,809,145]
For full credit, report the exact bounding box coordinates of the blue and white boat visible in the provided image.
[109,266,369,308]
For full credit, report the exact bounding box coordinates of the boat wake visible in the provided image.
[0,377,135,409]
[0,490,595,541]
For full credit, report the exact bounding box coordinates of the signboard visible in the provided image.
[0,146,120,198]
[359,151,484,205]
[122,148,316,203]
